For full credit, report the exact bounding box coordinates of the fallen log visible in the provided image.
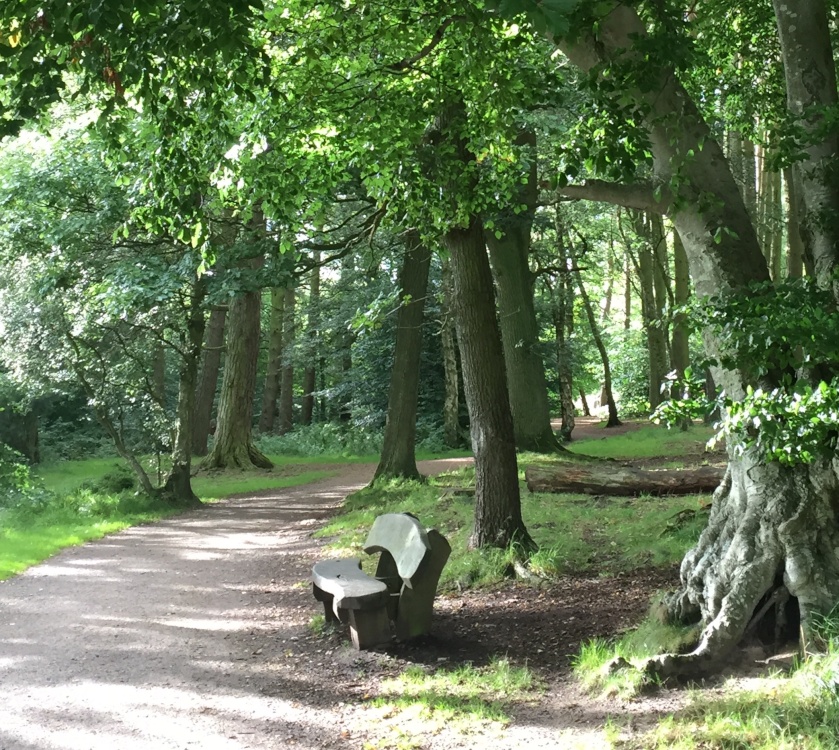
[525,462,724,496]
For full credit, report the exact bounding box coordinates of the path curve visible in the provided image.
[0,459,475,750]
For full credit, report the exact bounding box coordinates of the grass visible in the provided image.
[569,423,717,460]
[0,455,342,581]
[361,657,539,749]
[316,470,709,589]
[573,615,700,698]
[625,650,839,750]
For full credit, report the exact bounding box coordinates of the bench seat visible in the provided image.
[311,558,391,649]
[311,513,450,649]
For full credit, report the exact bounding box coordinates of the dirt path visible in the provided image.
[0,458,682,750]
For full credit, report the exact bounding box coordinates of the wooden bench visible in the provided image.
[312,513,451,649]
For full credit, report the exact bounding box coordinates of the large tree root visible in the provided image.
[641,454,839,679]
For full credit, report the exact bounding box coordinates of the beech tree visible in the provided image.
[373,233,433,482]
[519,0,839,676]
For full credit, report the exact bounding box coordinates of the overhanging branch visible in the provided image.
[555,180,671,214]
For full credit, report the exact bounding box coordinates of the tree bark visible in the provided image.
[440,257,463,449]
[486,130,562,453]
[203,218,272,471]
[278,287,295,435]
[445,215,533,549]
[258,287,284,434]
[525,462,723,496]
[301,253,320,425]
[438,99,533,551]
[373,233,432,482]
[192,305,226,456]
[161,277,206,506]
[772,0,839,298]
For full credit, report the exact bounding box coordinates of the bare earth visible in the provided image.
[0,454,692,750]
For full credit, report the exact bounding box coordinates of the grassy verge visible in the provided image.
[0,456,340,581]
[569,423,717,460]
[316,469,708,589]
[624,650,839,750]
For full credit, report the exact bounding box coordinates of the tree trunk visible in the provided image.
[440,257,463,449]
[161,278,206,506]
[670,232,690,377]
[770,168,783,281]
[203,253,272,470]
[557,222,621,427]
[579,388,591,417]
[373,233,432,482]
[192,305,226,457]
[773,0,839,298]
[552,268,575,441]
[486,130,562,453]
[258,288,285,434]
[278,287,295,434]
[635,212,670,410]
[445,215,533,550]
[301,254,320,425]
[525,462,723,496]
[436,101,532,550]
[784,167,805,278]
[623,248,632,330]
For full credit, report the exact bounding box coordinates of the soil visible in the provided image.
[0,453,757,750]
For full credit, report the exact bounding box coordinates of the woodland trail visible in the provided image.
[0,457,682,750]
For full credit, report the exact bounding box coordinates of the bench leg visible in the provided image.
[348,607,391,650]
[313,585,348,625]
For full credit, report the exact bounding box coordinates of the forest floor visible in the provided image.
[0,433,751,750]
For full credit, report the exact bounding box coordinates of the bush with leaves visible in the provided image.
[656,279,839,465]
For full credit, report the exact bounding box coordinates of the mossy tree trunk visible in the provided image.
[373,232,432,482]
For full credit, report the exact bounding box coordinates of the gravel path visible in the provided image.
[0,456,687,750]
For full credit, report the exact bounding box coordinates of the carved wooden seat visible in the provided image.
[311,513,451,649]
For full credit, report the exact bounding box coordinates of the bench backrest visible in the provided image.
[363,513,430,587]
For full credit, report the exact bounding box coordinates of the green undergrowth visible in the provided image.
[569,423,717,460]
[361,658,538,749]
[316,469,709,590]
[574,614,700,698]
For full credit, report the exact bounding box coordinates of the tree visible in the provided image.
[373,233,433,481]
[437,102,534,550]
[192,305,227,455]
[486,131,563,452]
[204,215,273,471]
[258,288,285,434]
[530,0,839,676]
